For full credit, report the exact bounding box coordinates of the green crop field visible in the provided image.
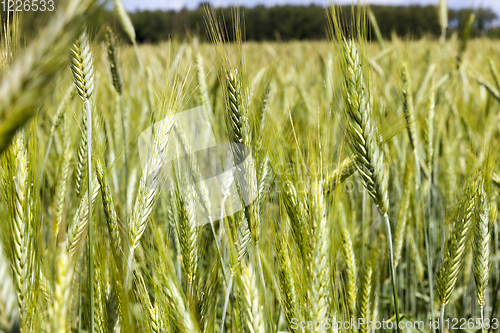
[1,1,500,332]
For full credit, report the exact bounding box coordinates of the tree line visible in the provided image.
[1,3,499,43]
[125,4,499,43]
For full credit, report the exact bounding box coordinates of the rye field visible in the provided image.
[1,1,500,332]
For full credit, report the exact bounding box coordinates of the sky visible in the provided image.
[121,0,500,16]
